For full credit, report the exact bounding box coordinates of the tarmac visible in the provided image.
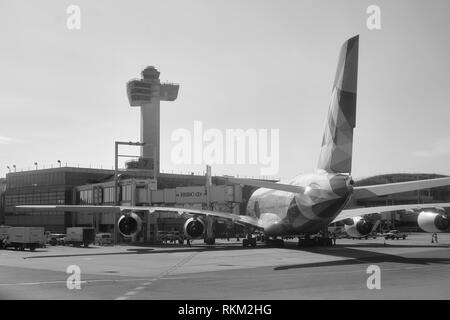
[0,233,449,300]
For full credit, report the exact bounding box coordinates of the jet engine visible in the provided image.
[118,212,143,237]
[344,216,374,238]
[183,218,205,239]
[417,211,450,233]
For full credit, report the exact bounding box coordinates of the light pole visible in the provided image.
[113,141,145,246]
[34,162,38,170]
[57,160,61,168]
[114,141,145,205]
[6,166,10,173]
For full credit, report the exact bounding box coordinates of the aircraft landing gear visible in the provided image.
[204,237,215,245]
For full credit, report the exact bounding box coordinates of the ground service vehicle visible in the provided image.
[158,231,183,244]
[95,233,112,245]
[2,227,45,251]
[383,230,408,240]
[48,233,66,246]
[65,227,95,247]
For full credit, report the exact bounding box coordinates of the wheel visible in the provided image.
[250,238,257,247]
[243,239,249,247]
[30,247,36,251]
[403,235,406,240]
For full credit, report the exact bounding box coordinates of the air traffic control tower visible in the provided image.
[127,66,179,175]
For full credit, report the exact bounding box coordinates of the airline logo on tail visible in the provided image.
[318,35,359,174]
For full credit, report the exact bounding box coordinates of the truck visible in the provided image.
[1,227,45,251]
[65,227,95,247]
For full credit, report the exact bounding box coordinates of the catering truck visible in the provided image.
[1,227,45,251]
[65,227,95,247]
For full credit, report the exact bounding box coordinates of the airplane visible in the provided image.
[16,35,450,248]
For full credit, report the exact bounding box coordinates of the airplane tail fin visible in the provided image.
[317,35,359,174]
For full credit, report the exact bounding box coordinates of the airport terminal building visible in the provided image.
[2,166,251,242]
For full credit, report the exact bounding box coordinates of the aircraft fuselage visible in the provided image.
[246,171,353,236]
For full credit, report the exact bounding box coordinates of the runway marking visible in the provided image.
[0,278,158,286]
[115,251,200,300]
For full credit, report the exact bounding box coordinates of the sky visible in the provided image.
[1,0,450,180]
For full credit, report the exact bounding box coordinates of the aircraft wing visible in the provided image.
[144,206,264,230]
[226,177,450,198]
[224,177,305,194]
[332,203,450,223]
[352,177,450,200]
[15,205,264,230]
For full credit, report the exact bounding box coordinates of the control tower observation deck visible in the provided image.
[126,66,179,174]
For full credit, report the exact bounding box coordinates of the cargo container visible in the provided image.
[65,227,95,247]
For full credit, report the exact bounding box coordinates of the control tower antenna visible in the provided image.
[126,66,179,175]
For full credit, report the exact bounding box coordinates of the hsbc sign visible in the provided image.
[175,186,206,204]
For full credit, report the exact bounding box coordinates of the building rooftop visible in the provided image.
[355,173,449,187]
